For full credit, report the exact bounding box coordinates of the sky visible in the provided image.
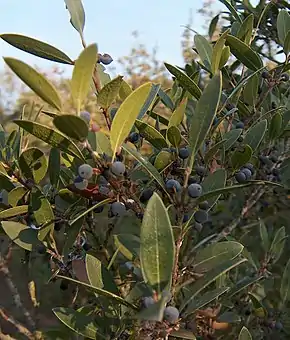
[0,0,222,76]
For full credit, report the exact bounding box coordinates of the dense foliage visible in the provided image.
[1,0,290,339]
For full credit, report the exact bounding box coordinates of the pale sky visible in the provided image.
[0,0,222,76]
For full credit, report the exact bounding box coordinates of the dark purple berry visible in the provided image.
[140,188,154,203]
[241,168,252,180]
[37,244,46,255]
[236,121,244,129]
[235,171,247,183]
[195,165,206,177]
[166,179,182,192]
[262,70,270,79]
[128,132,140,143]
[179,148,190,159]
[83,243,92,251]
[194,210,208,224]
[188,183,202,198]
[183,214,189,223]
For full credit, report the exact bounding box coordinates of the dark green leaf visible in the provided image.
[180,257,247,312]
[284,31,290,55]
[122,145,167,195]
[97,75,123,109]
[48,148,60,188]
[269,226,286,264]
[53,114,89,142]
[135,119,168,150]
[259,220,269,253]
[158,88,174,111]
[134,296,167,322]
[137,84,160,119]
[219,0,242,23]
[226,276,264,299]
[111,83,155,156]
[71,44,97,114]
[219,46,231,68]
[0,33,73,64]
[231,144,253,169]
[269,112,282,140]
[167,126,181,147]
[0,205,28,219]
[164,63,202,100]
[237,14,254,45]
[204,139,226,164]
[64,0,85,35]
[201,168,226,206]
[209,14,220,39]
[277,9,290,46]
[211,31,228,74]
[14,120,85,161]
[8,186,28,207]
[52,307,105,340]
[280,257,290,305]
[189,73,222,168]
[63,217,84,260]
[113,234,140,261]
[226,35,263,71]
[217,311,241,323]
[0,173,15,191]
[194,35,213,70]
[223,128,243,150]
[19,147,47,184]
[280,157,290,188]
[4,58,62,110]
[140,193,175,294]
[243,74,259,106]
[192,241,244,273]
[169,329,196,339]
[244,119,267,151]
[184,287,230,317]
[1,221,42,251]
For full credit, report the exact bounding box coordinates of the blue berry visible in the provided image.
[128,132,140,143]
[143,296,155,308]
[111,161,126,176]
[110,108,118,121]
[188,183,202,198]
[99,53,113,65]
[241,168,252,180]
[194,210,208,224]
[179,147,190,159]
[111,202,126,217]
[37,244,46,254]
[244,163,254,172]
[74,176,88,190]
[163,306,180,323]
[140,188,153,203]
[188,177,198,185]
[212,117,218,126]
[80,111,91,123]
[275,321,283,330]
[83,243,92,251]
[78,164,93,180]
[195,165,206,177]
[183,214,189,223]
[235,171,247,183]
[236,121,244,129]
[166,179,182,192]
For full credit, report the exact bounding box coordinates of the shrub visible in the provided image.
[1,0,290,339]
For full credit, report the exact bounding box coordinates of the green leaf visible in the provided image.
[231,144,253,169]
[1,221,41,251]
[19,147,47,184]
[269,112,282,141]
[192,241,244,273]
[158,88,174,111]
[204,139,226,164]
[167,126,181,148]
[211,31,227,74]
[97,75,123,109]
[237,14,254,45]
[184,287,230,317]
[164,63,202,100]
[122,145,167,195]
[169,329,196,339]
[269,226,286,264]
[201,168,226,206]
[137,84,160,119]
[209,14,220,39]
[194,35,213,70]
[243,73,259,106]
[219,0,242,23]
[0,33,73,64]
[219,46,231,68]
[225,35,263,71]
[0,205,28,219]
[226,276,264,299]
[223,128,243,150]
[0,173,15,192]
[113,234,140,261]
[188,73,222,168]
[63,217,84,260]
[85,254,118,293]
[168,98,187,128]
[52,307,105,340]
[53,114,88,142]
[238,326,252,340]
[180,257,247,312]
[31,189,54,241]
[154,151,173,171]
[119,79,133,101]
[48,148,60,188]
[95,131,113,156]
[135,119,168,150]
[14,120,85,161]
[280,257,290,305]
[248,293,266,317]
[8,186,28,207]
[4,58,62,110]
[64,0,85,35]
[244,119,267,151]
[110,83,154,157]
[57,275,138,310]
[277,9,290,46]
[280,157,290,188]
[284,31,290,55]
[0,161,7,175]
[134,296,167,322]
[259,220,269,253]
[217,311,241,323]
[140,193,175,295]
[71,44,97,114]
